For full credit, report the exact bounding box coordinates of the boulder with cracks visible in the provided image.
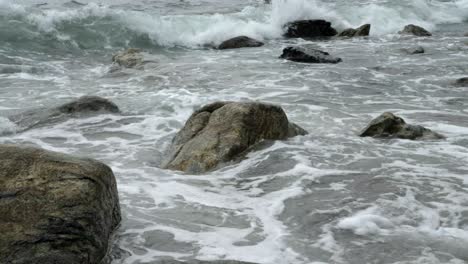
[0,144,121,264]
[163,101,307,173]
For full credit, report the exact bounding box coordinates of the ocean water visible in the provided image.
[1,0,468,263]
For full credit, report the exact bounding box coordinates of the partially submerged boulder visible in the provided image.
[338,24,371,37]
[359,112,443,140]
[218,36,264,50]
[398,24,432,37]
[404,46,425,55]
[163,101,308,173]
[9,96,120,132]
[280,46,342,63]
[284,20,338,38]
[112,48,144,68]
[454,77,468,87]
[0,144,121,264]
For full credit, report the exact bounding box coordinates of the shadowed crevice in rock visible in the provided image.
[7,96,120,132]
[0,144,121,264]
[359,112,444,140]
[163,101,308,174]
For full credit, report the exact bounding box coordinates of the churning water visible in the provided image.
[1,0,468,263]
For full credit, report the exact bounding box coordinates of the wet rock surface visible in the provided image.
[454,77,468,87]
[404,46,425,54]
[359,112,444,140]
[0,144,121,264]
[284,20,338,38]
[399,24,432,36]
[280,46,342,63]
[338,24,371,37]
[163,101,308,173]
[218,36,264,49]
[8,96,120,132]
[112,48,144,68]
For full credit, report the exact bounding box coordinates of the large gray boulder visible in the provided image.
[0,144,121,264]
[283,20,338,38]
[8,96,120,132]
[359,112,443,140]
[163,101,307,173]
[218,36,264,50]
[280,46,342,63]
[338,24,371,37]
[398,24,432,36]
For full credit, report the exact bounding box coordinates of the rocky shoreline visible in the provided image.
[0,15,465,264]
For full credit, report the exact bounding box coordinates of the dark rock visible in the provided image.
[112,48,144,68]
[284,20,338,38]
[398,24,432,37]
[404,46,425,54]
[218,36,264,50]
[338,24,371,37]
[0,144,121,264]
[454,77,468,87]
[359,112,444,140]
[163,101,308,173]
[464,33,468,37]
[8,96,120,132]
[280,46,342,63]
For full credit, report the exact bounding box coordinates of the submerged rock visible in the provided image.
[163,101,308,173]
[338,24,371,37]
[280,46,342,63]
[359,112,443,140]
[454,77,468,87]
[284,20,338,38]
[0,144,121,264]
[404,46,425,55]
[112,48,144,68]
[218,36,264,50]
[399,24,432,37]
[8,96,120,132]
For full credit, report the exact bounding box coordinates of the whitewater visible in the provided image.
[1,0,468,263]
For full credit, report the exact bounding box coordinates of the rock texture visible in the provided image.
[404,46,425,55]
[359,112,443,140]
[0,144,121,264]
[399,24,432,37]
[9,96,120,131]
[280,46,342,63]
[284,20,338,38]
[454,77,468,87]
[163,101,308,173]
[338,24,371,37]
[218,36,264,50]
[112,48,144,68]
